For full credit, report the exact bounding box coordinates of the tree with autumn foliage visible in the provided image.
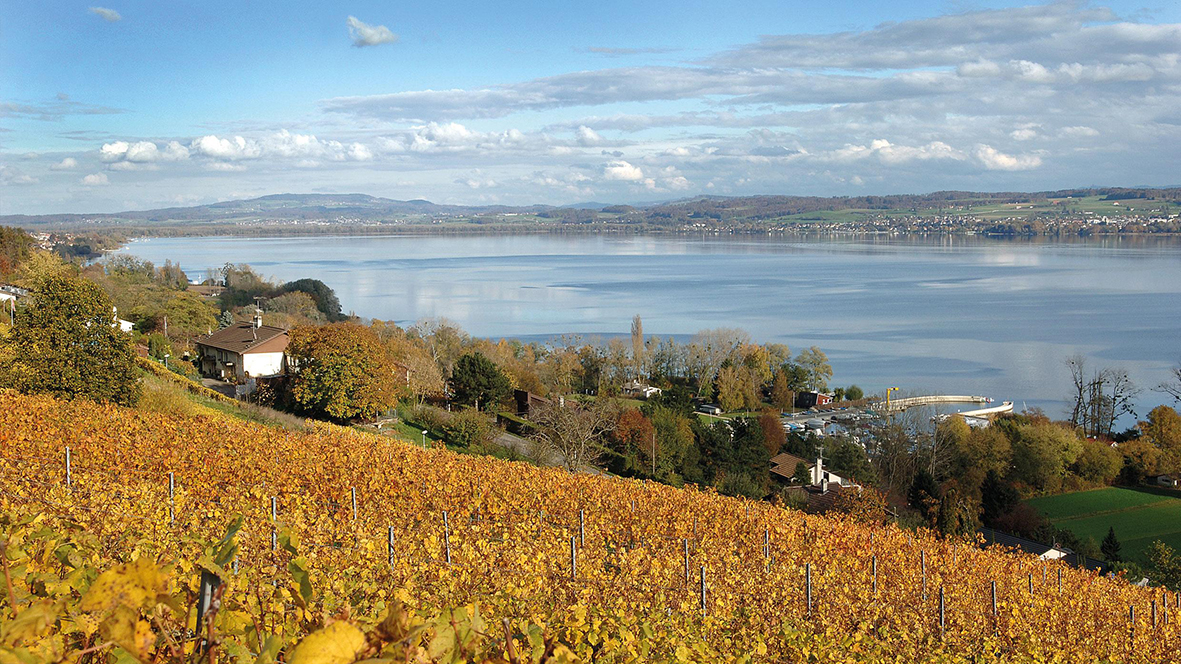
[0,273,140,406]
[287,323,402,421]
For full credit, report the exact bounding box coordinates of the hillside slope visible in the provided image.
[0,392,1174,662]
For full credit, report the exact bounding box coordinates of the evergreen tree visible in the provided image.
[908,468,941,523]
[792,461,811,484]
[1101,526,1123,563]
[217,310,236,329]
[451,352,511,411]
[980,469,1019,525]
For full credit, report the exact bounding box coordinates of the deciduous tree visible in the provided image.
[287,323,401,421]
[0,274,140,406]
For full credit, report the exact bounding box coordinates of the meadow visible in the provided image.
[1027,487,1181,563]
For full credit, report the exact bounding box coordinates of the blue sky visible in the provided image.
[2,1,1179,214]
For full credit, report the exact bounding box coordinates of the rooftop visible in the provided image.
[196,322,288,355]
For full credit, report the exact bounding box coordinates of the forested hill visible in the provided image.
[4,187,1179,231]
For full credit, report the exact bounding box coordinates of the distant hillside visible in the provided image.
[3,187,1178,232]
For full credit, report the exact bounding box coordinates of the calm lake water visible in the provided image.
[115,233,1181,421]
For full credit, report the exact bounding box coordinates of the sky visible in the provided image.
[1,0,1179,215]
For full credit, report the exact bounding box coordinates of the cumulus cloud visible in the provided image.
[602,160,645,182]
[50,157,78,170]
[101,140,189,163]
[81,173,109,186]
[576,125,603,146]
[89,7,121,22]
[975,145,1042,171]
[347,16,398,47]
[829,139,965,165]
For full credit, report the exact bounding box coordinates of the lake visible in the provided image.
[114,233,1181,422]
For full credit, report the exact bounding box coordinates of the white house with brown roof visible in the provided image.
[195,316,288,381]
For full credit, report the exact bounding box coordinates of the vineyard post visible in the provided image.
[991,580,997,622]
[872,555,877,595]
[700,566,706,616]
[921,550,927,601]
[806,563,813,616]
[270,497,277,551]
[232,557,238,575]
[1152,599,1157,630]
[65,446,71,489]
[683,539,689,582]
[387,526,394,569]
[443,511,451,565]
[1129,605,1135,655]
[693,515,697,540]
[351,487,357,521]
[168,472,175,524]
[579,509,585,548]
[1057,566,1062,592]
[763,528,769,559]
[938,586,945,639]
[570,536,576,580]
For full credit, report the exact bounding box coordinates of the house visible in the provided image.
[769,452,854,488]
[622,380,663,399]
[194,315,288,381]
[1153,474,1180,488]
[696,404,723,416]
[795,391,834,409]
[0,284,29,305]
[978,527,1108,572]
[514,389,552,417]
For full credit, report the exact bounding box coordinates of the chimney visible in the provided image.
[814,455,823,486]
[253,308,263,329]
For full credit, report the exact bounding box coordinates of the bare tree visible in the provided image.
[529,399,617,472]
[1156,359,1181,403]
[1066,355,1139,437]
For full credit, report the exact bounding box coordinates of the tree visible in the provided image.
[1147,541,1181,591]
[757,409,786,457]
[1101,526,1123,563]
[845,385,864,401]
[792,461,810,484]
[794,346,832,391]
[935,484,979,537]
[277,278,345,322]
[834,487,889,525]
[770,369,795,411]
[908,468,941,524]
[0,226,33,277]
[1066,355,1140,438]
[630,314,645,378]
[0,274,140,406]
[1157,360,1181,403]
[451,352,511,411]
[287,323,401,421]
[530,400,615,471]
[980,469,1019,525]
[715,365,744,412]
[217,310,236,329]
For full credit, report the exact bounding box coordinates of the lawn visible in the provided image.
[1027,487,1181,563]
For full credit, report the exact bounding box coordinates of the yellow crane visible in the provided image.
[886,386,900,409]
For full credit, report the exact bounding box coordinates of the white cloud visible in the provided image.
[830,139,965,165]
[576,125,603,146]
[101,140,189,163]
[191,135,262,160]
[81,173,109,186]
[347,16,398,47]
[602,160,645,181]
[1061,126,1099,138]
[50,157,78,170]
[348,143,374,161]
[975,145,1042,171]
[0,166,37,186]
[88,7,121,22]
[1010,127,1038,141]
[204,162,247,172]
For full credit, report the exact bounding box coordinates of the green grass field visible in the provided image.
[1027,487,1181,562]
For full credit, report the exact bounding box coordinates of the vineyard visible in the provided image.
[1,391,1178,663]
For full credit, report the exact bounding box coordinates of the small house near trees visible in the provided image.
[195,314,288,381]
